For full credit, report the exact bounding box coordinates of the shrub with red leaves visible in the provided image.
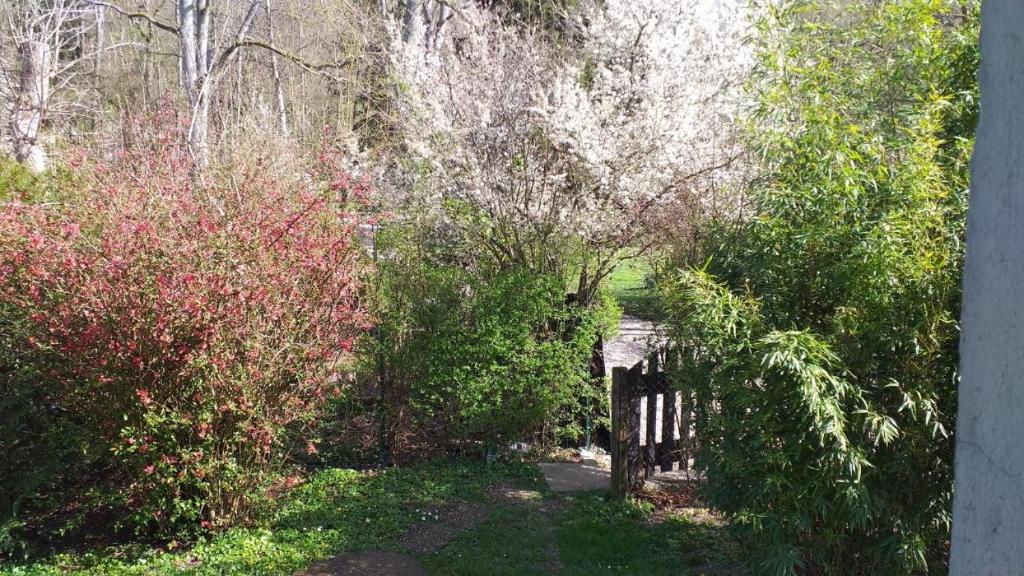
[0,116,371,535]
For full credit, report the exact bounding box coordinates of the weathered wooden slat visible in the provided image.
[640,372,670,394]
[661,393,677,472]
[661,347,678,472]
[644,354,658,479]
[626,362,644,492]
[610,367,629,499]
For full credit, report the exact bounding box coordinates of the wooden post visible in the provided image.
[627,362,644,492]
[611,367,629,499]
[645,353,658,479]
[661,348,678,472]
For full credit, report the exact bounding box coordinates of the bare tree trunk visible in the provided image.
[264,0,289,138]
[401,0,423,44]
[193,0,212,160]
[10,38,53,172]
[179,0,266,162]
[179,0,199,107]
[178,0,207,159]
[93,2,106,72]
[421,0,444,51]
[178,0,215,162]
[197,0,210,75]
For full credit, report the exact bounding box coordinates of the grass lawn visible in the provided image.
[1,461,741,576]
[605,256,661,320]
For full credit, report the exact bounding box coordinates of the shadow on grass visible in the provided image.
[422,489,743,576]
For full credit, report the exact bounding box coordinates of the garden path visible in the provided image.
[296,316,671,575]
[602,314,664,370]
[298,551,427,576]
[538,451,610,492]
[296,482,562,575]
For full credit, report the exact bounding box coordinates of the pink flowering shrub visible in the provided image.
[0,117,371,535]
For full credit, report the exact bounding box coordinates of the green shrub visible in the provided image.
[372,223,616,452]
[663,1,976,573]
[0,159,36,200]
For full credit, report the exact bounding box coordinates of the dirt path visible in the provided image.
[298,551,427,576]
[296,501,489,576]
[297,483,562,576]
[397,501,489,554]
[537,461,609,492]
[487,485,566,573]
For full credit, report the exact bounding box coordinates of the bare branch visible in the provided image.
[92,1,179,34]
[213,40,354,80]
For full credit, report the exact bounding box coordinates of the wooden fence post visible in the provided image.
[661,348,677,472]
[611,367,629,499]
[626,362,644,492]
[645,353,658,479]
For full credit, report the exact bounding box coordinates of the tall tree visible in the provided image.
[392,0,749,304]
[1,0,94,172]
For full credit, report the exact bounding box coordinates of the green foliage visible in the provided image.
[663,0,977,573]
[0,165,95,561]
[0,160,38,200]
[605,256,661,320]
[373,223,617,449]
[0,158,76,204]
[555,495,740,575]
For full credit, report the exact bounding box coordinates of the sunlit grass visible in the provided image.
[605,256,661,320]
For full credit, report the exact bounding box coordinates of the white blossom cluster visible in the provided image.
[389,0,753,252]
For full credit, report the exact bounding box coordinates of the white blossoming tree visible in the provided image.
[392,0,752,304]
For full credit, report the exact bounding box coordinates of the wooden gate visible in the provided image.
[610,349,692,498]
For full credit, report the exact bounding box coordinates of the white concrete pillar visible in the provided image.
[949,2,1024,573]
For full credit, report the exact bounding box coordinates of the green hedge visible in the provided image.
[372,224,616,452]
